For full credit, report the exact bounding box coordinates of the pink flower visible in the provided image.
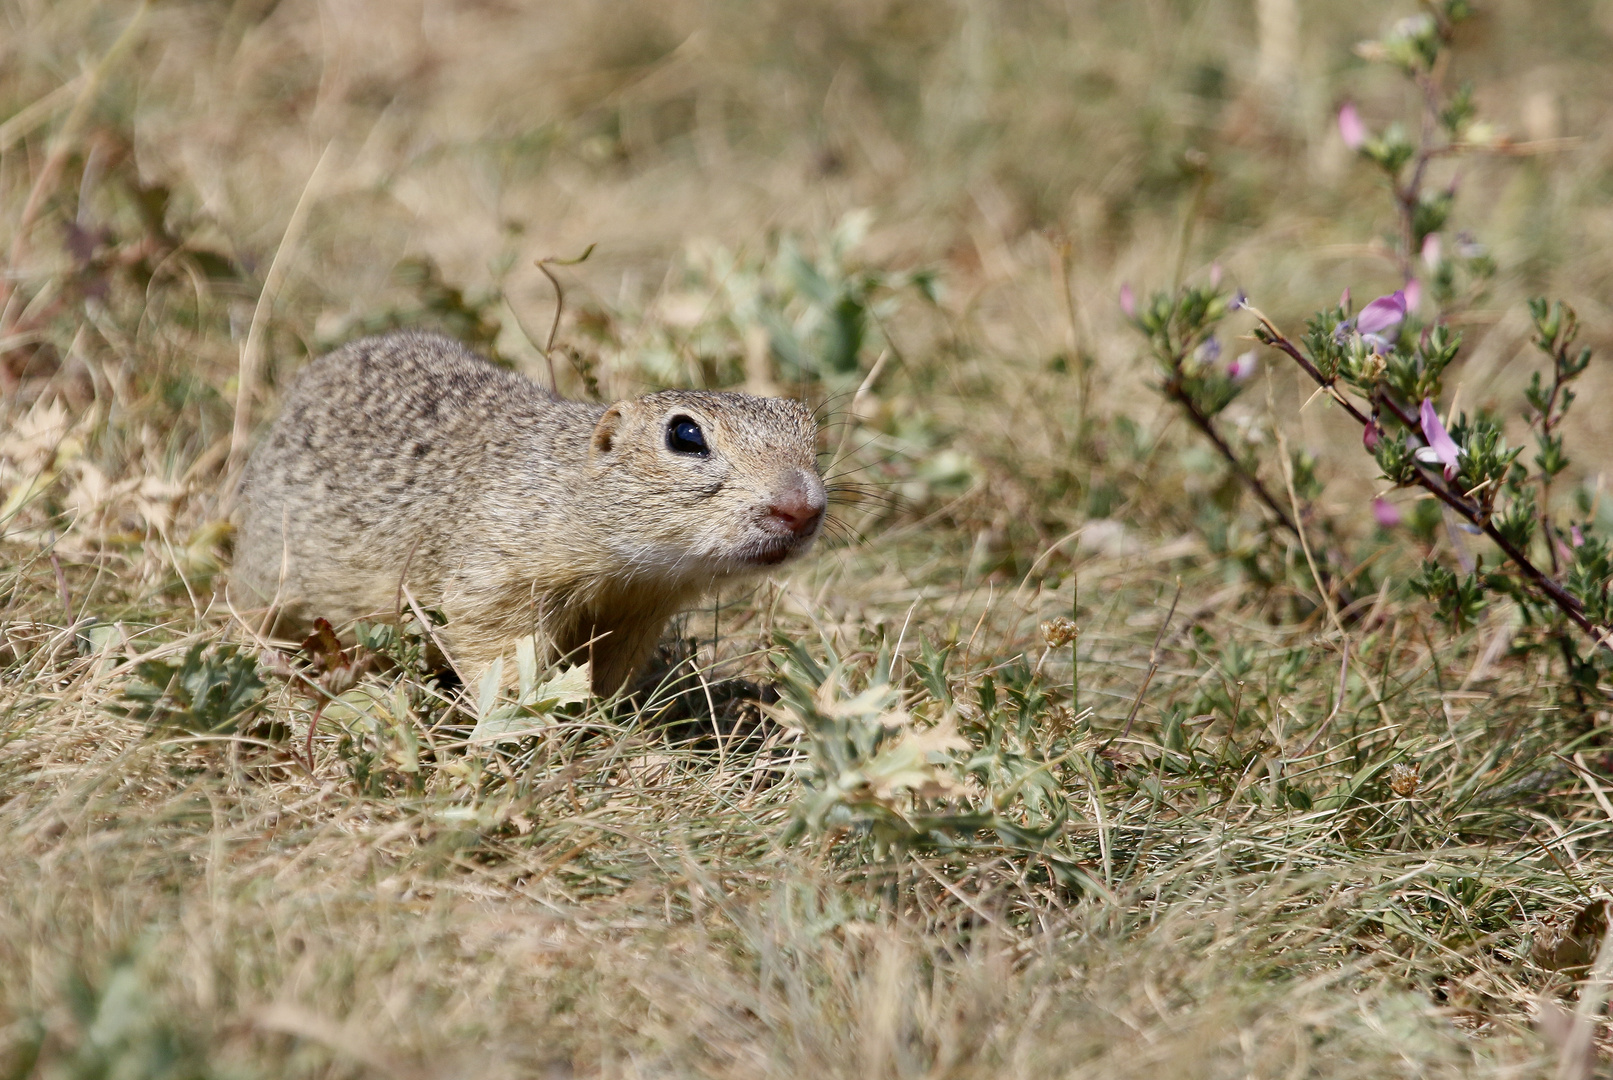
[1415,398,1462,481]
[1403,278,1422,313]
[1421,234,1442,269]
[1362,422,1382,452]
[1357,290,1406,335]
[1338,103,1367,151]
[1372,497,1402,528]
[1120,283,1136,319]
[1209,262,1223,288]
[1227,351,1257,381]
[1339,287,1351,312]
[1571,524,1585,548]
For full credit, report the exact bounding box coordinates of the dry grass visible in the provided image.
[4,0,1613,1076]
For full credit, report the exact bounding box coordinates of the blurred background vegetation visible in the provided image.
[4,1,1613,1077]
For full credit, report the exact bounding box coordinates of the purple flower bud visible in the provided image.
[1421,234,1442,269]
[1227,351,1257,381]
[1339,288,1351,312]
[1338,103,1367,151]
[1357,290,1407,335]
[1372,497,1402,528]
[1362,423,1381,452]
[1571,524,1585,548]
[1197,336,1222,363]
[1228,290,1247,311]
[1416,398,1462,481]
[1120,283,1136,319]
[1403,278,1421,313]
[1209,262,1223,287]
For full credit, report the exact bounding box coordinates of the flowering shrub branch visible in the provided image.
[1126,1,1611,675]
[1128,285,1284,523]
[1245,297,1609,655]
[1124,279,1355,610]
[1337,3,1496,308]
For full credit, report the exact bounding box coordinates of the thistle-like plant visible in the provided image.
[770,634,1084,879]
[771,635,978,853]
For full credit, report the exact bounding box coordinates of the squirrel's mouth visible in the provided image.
[743,531,816,567]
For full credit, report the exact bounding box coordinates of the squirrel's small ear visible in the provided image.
[591,404,626,457]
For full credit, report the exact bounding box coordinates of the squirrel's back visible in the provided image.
[235,332,596,625]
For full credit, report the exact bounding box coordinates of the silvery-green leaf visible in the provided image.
[86,963,147,1049]
[530,664,590,710]
[515,635,538,700]
[470,664,588,745]
[321,687,385,726]
[470,704,547,744]
[476,656,503,720]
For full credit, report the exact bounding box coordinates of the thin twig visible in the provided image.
[1531,319,1574,575]
[1296,638,1349,760]
[1163,379,1301,538]
[534,243,596,392]
[303,698,327,771]
[1114,577,1183,744]
[1162,376,1355,610]
[830,347,889,468]
[402,586,466,690]
[1270,383,1343,633]
[1071,570,1080,721]
[49,551,73,626]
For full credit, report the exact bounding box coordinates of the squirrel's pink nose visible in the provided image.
[768,472,826,537]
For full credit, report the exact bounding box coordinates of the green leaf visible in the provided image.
[119,641,264,734]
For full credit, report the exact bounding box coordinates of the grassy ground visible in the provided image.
[3,1,1613,1076]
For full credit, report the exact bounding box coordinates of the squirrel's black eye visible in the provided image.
[666,416,709,456]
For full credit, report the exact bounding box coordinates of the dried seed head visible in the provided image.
[1041,617,1078,648]
[260,649,296,680]
[1389,763,1421,798]
[318,665,359,699]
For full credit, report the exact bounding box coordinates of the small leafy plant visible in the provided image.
[118,640,264,735]
[627,212,937,390]
[772,636,972,852]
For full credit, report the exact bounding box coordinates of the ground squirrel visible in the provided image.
[232,331,826,694]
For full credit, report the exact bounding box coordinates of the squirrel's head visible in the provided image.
[587,390,825,580]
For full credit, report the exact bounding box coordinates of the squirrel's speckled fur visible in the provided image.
[233,331,825,693]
